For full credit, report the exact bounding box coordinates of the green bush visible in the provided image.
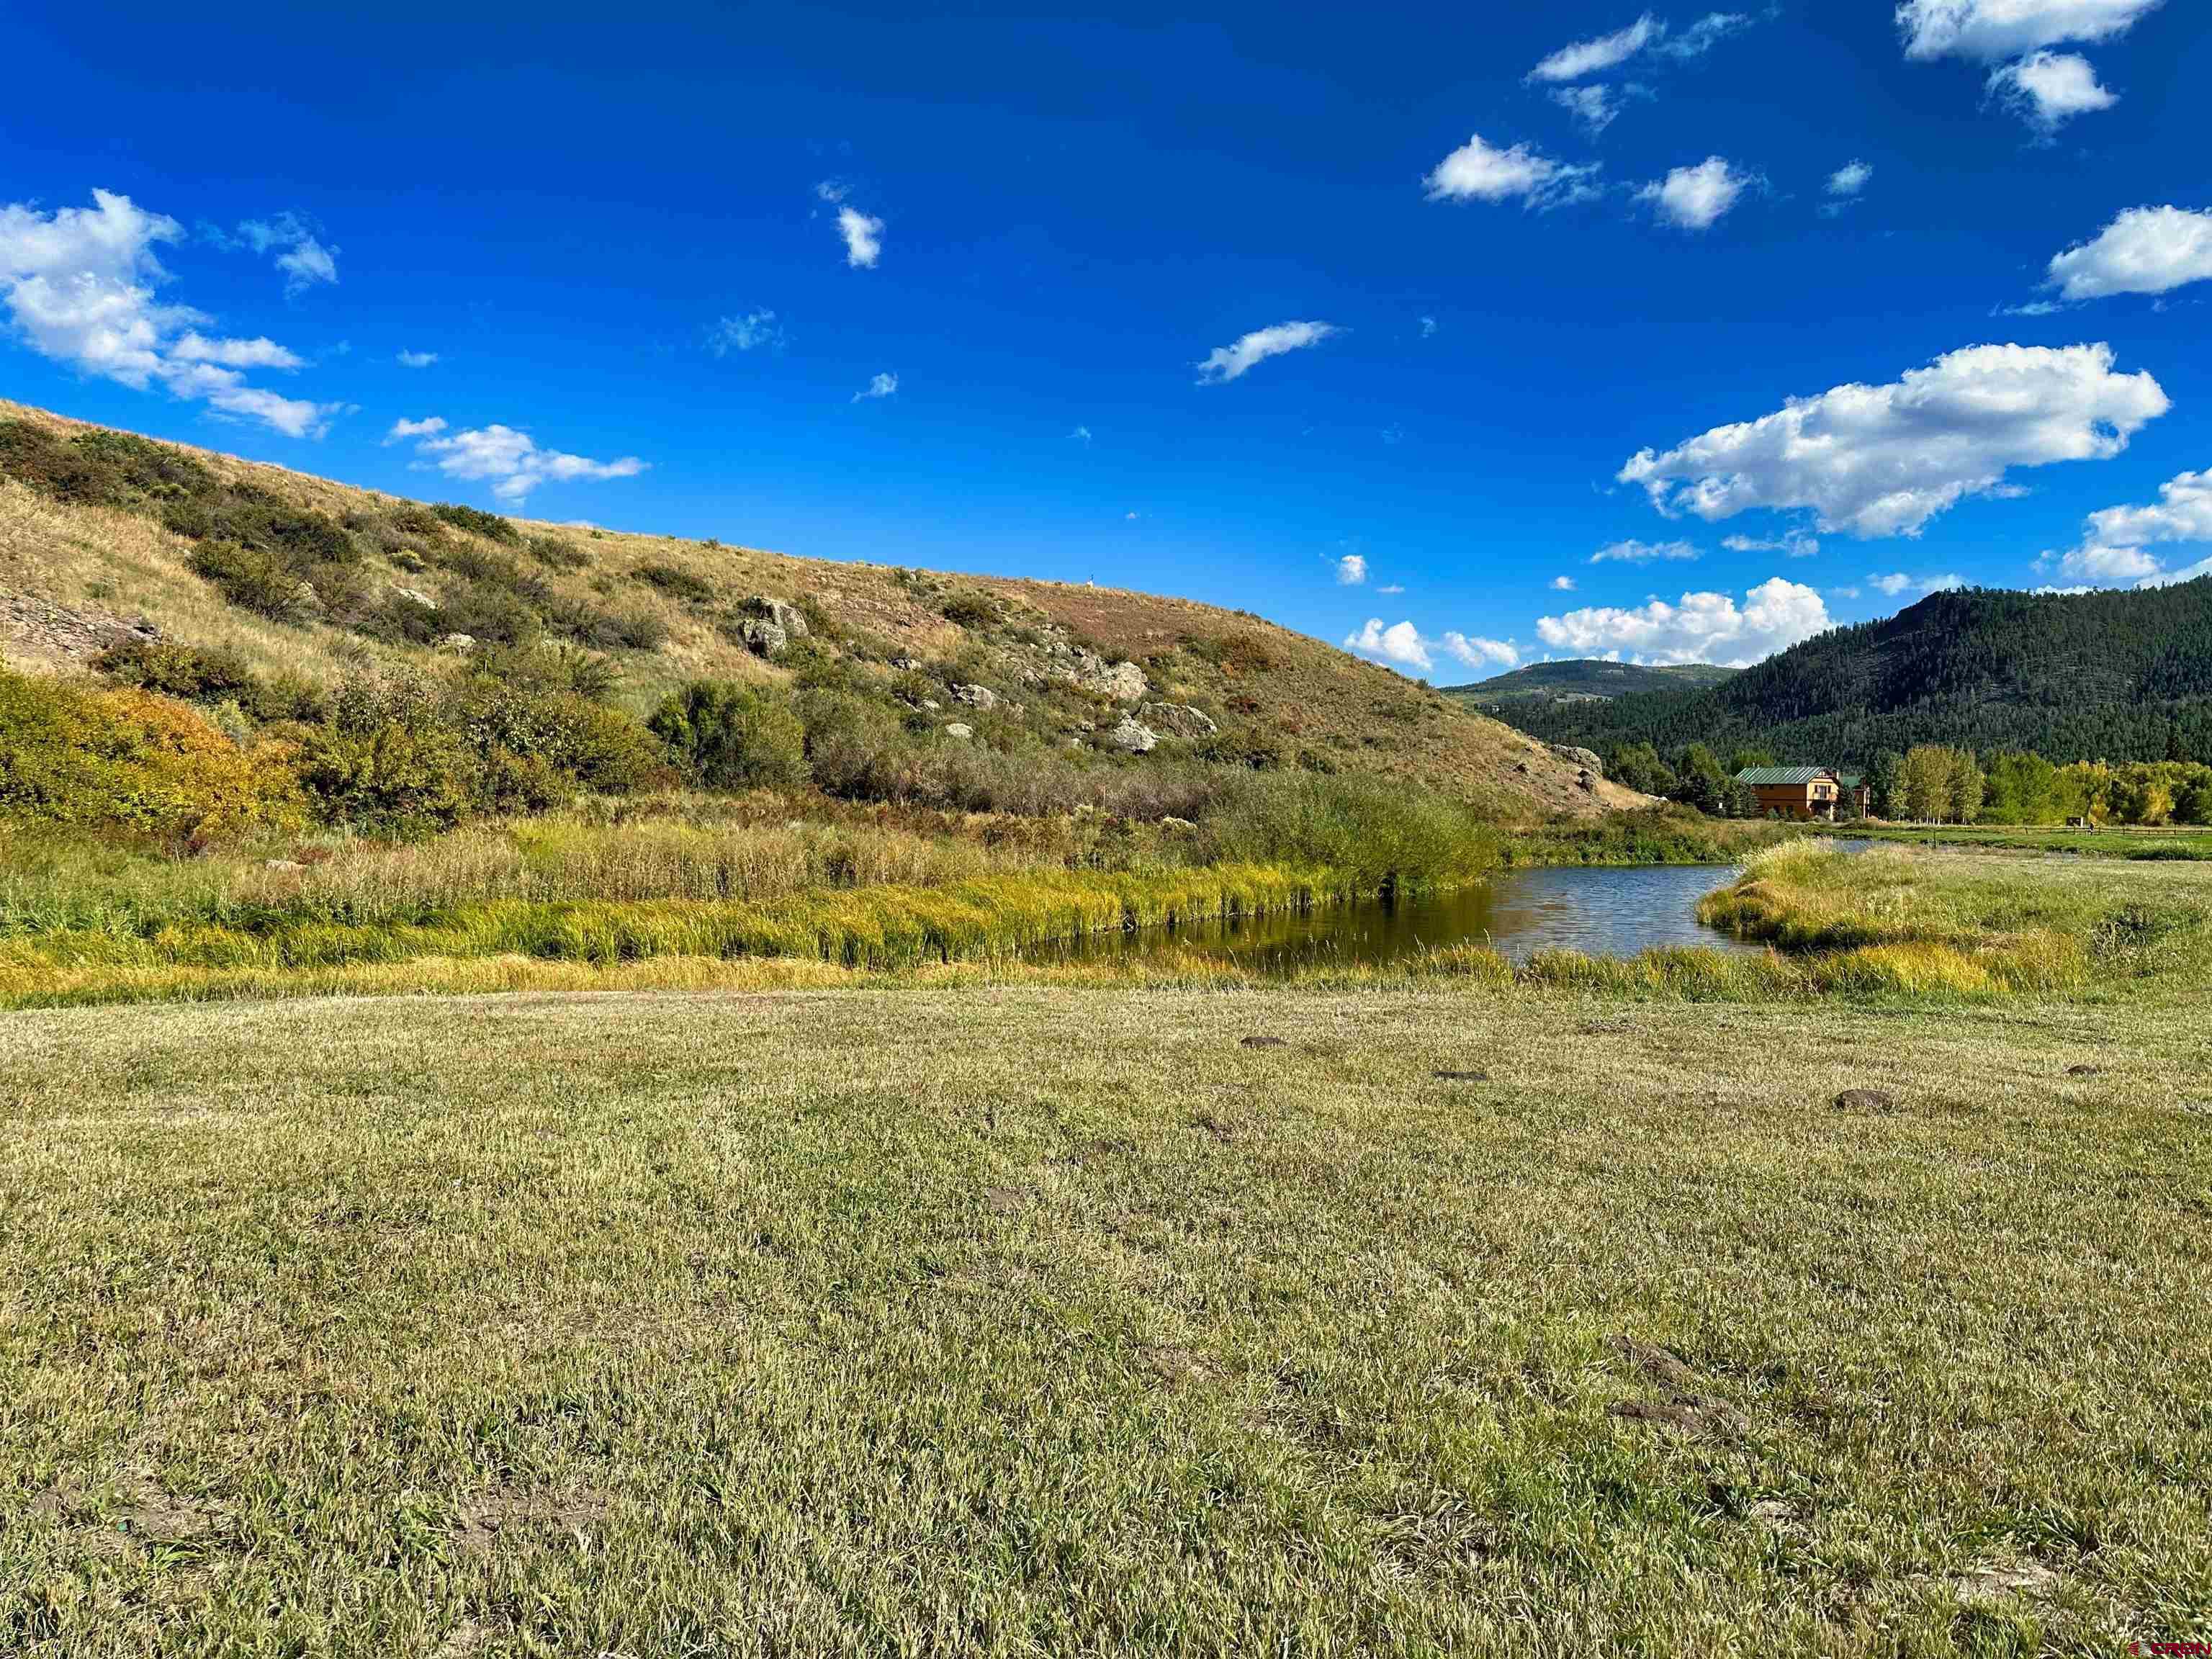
[940,591,1004,628]
[609,608,670,651]
[0,670,301,845]
[436,580,541,647]
[472,642,621,702]
[633,562,716,604]
[431,503,518,542]
[92,638,258,703]
[796,689,910,800]
[188,541,313,621]
[649,681,811,791]
[446,674,665,812]
[292,674,473,836]
[527,534,591,570]
[0,421,218,510]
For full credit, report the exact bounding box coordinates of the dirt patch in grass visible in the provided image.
[453,1485,611,1557]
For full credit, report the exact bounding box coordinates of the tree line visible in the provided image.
[1603,737,2212,827]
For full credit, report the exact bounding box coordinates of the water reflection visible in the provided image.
[1027,860,1768,974]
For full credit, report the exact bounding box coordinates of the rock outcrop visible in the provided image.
[736,596,809,659]
[1105,714,1159,753]
[1138,701,1218,739]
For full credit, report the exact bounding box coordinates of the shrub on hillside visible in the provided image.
[431,502,518,542]
[94,639,333,724]
[649,681,811,792]
[447,673,666,813]
[940,591,1004,629]
[527,533,591,570]
[92,638,258,703]
[796,690,913,801]
[0,421,218,509]
[188,541,314,621]
[436,579,542,647]
[0,670,302,845]
[633,562,716,604]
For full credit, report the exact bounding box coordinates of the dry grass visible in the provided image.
[0,397,1642,818]
[2,979,2208,1653]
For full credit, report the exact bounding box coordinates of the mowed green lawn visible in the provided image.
[4,981,2210,1655]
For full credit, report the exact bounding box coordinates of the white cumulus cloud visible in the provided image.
[1344,619,1519,673]
[1444,631,1521,669]
[391,418,647,503]
[853,371,898,401]
[1424,135,1600,210]
[1827,160,1874,197]
[384,415,446,444]
[2046,205,2212,300]
[1344,619,1434,673]
[1536,577,1831,665]
[1551,575,1578,591]
[817,186,882,267]
[1530,14,1662,81]
[1990,50,2116,129]
[1336,553,1367,585]
[1897,0,2163,61]
[835,206,883,269]
[0,189,336,437]
[1868,571,1965,596]
[2041,466,2212,585]
[1619,343,2167,539]
[395,349,439,368]
[1637,157,1751,230]
[1195,320,1338,385]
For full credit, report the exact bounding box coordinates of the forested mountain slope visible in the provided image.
[1489,584,2212,765]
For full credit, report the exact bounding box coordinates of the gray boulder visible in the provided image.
[943,721,974,741]
[1549,744,1604,776]
[1046,642,1150,702]
[1105,714,1159,753]
[950,683,999,710]
[1139,701,1218,739]
[737,596,809,659]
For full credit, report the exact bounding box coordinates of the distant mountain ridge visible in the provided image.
[1446,660,1738,706]
[1475,583,2212,766]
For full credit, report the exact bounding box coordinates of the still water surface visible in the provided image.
[1027,859,1771,974]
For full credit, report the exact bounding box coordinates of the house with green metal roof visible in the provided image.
[1735,765,1844,820]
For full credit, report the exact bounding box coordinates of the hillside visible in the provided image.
[1487,584,2212,767]
[1446,659,1737,706]
[0,400,1641,819]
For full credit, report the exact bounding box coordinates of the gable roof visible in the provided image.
[1735,766,1839,786]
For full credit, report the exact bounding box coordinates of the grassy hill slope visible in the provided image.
[0,400,1639,819]
[1483,584,2212,767]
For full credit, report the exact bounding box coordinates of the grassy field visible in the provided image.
[6,846,2211,1654]
[4,971,2210,1655]
[1817,822,2212,860]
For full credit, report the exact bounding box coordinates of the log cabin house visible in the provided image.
[1735,765,1845,821]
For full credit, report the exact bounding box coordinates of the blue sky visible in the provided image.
[4,0,2208,675]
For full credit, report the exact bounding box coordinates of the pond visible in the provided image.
[1024,858,1773,974]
